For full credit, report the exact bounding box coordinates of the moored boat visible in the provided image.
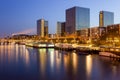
[99,52,120,58]
[26,42,54,48]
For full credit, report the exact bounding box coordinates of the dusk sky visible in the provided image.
[0,0,120,37]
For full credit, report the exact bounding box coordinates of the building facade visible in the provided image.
[90,26,106,39]
[99,11,114,27]
[106,24,120,44]
[107,24,120,36]
[77,28,90,37]
[37,19,48,37]
[66,6,90,34]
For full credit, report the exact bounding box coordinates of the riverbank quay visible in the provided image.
[0,42,11,45]
[100,46,120,55]
[16,42,120,60]
[100,46,120,56]
[15,42,26,45]
[54,43,100,54]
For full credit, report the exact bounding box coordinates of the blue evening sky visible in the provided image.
[0,0,120,37]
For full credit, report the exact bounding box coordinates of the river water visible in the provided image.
[0,44,120,80]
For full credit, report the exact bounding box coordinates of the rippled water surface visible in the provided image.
[0,44,120,80]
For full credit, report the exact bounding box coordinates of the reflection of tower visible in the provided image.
[99,11,114,27]
[36,48,47,78]
[86,55,92,79]
[72,53,78,74]
[37,19,48,37]
[48,48,55,70]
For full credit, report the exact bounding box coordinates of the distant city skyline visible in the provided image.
[0,0,120,37]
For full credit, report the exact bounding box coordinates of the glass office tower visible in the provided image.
[57,22,66,37]
[37,19,48,37]
[66,6,90,34]
[56,22,62,37]
[99,11,114,27]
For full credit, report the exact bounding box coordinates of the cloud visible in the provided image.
[12,28,36,35]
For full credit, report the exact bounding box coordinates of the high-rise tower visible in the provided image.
[37,19,48,37]
[99,11,114,27]
[66,6,90,34]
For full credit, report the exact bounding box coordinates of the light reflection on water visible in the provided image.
[72,53,78,75]
[0,44,120,80]
[86,55,92,78]
[38,48,47,76]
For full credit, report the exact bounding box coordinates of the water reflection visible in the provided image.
[0,44,120,80]
[15,44,19,62]
[25,49,30,66]
[49,49,54,70]
[72,53,78,75]
[36,48,47,77]
[112,66,117,76]
[86,55,92,79]
[55,50,62,73]
[0,44,31,67]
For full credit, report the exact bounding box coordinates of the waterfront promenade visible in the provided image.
[0,39,120,60]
